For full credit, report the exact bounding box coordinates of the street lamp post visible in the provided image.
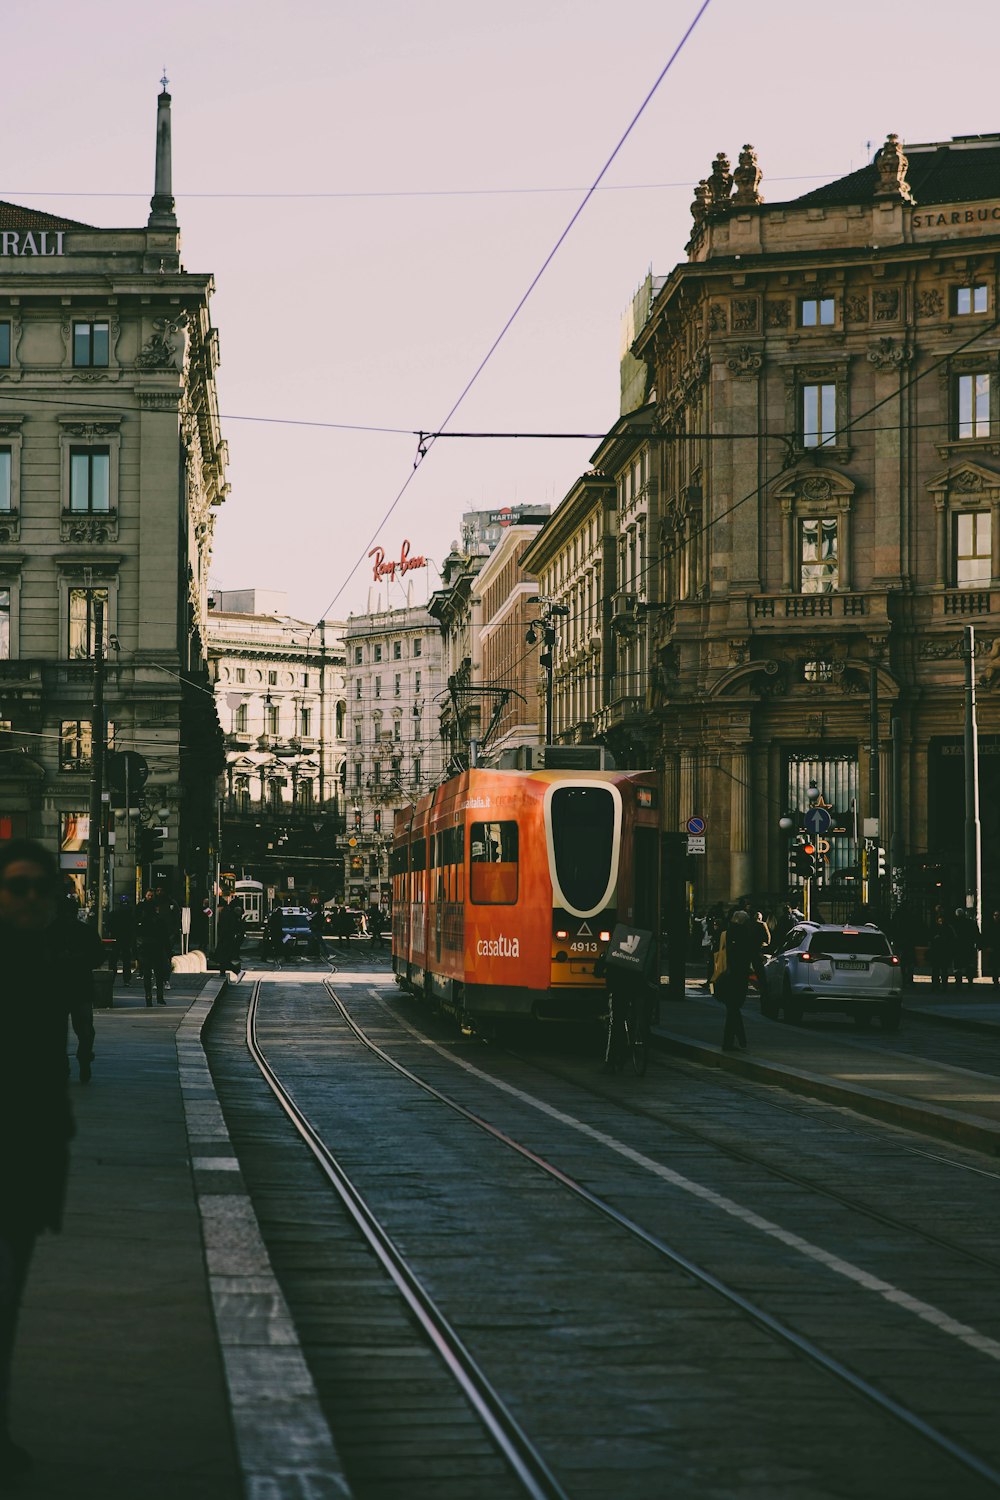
[526,600,569,744]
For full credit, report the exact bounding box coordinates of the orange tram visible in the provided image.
[391,765,660,1026]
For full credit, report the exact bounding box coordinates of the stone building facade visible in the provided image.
[0,85,226,905]
[206,590,347,900]
[343,600,444,904]
[474,524,545,760]
[520,475,616,743]
[628,132,1000,908]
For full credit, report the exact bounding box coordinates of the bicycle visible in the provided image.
[605,983,653,1077]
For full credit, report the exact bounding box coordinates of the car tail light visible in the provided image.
[599,930,611,942]
[555,929,569,939]
[799,951,814,962]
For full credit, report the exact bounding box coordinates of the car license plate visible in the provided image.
[835,960,867,970]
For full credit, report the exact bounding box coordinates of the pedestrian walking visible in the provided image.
[106,894,135,985]
[135,891,169,1005]
[216,897,245,973]
[927,914,955,992]
[0,839,98,1485]
[983,910,1000,986]
[952,909,980,988]
[308,905,325,958]
[718,909,755,1050]
[367,902,383,949]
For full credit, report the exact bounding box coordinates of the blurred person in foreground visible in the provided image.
[0,839,96,1485]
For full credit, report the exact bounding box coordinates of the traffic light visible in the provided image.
[353,807,362,832]
[138,826,166,864]
[791,839,817,879]
[373,808,382,832]
[876,845,887,879]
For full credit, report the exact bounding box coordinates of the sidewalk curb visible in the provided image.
[177,976,352,1499]
[654,1026,1000,1158]
[903,1003,1000,1036]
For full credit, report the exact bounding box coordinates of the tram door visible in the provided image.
[633,826,659,931]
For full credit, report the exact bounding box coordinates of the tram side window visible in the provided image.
[411,838,426,901]
[470,820,518,904]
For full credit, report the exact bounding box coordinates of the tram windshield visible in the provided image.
[548,786,616,912]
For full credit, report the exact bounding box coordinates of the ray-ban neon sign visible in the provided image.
[369,539,426,583]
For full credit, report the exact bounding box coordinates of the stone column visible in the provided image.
[837,499,852,591]
[730,746,753,899]
[662,751,679,833]
[780,497,794,591]
[934,495,947,586]
[679,747,698,830]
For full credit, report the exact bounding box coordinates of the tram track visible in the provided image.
[244,979,569,1500]
[322,978,1000,1494]
[494,1036,1000,1277]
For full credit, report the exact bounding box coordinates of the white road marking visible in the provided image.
[367,987,1000,1365]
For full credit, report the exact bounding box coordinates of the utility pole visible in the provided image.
[526,600,568,744]
[868,659,880,913]
[964,624,982,958]
[890,715,904,907]
[318,618,326,813]
[86,596,107,934]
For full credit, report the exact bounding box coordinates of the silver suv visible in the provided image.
[761,922,902,1032]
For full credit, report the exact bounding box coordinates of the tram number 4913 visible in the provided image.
[570,941,600,953]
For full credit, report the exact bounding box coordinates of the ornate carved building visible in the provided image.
[629,132,1000,906]
[0,84,227,900]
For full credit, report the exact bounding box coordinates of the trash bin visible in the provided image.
[92,968,114,1009]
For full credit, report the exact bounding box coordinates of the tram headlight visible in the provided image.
[555,929,569,939]
[599,929,611,942]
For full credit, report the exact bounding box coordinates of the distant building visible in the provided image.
[474,524,547,761]
[460,504,549,557]
[0,85,227,907]
[206,590,347,902]
[343,600,445,905]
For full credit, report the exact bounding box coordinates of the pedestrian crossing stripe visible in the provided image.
[577,920,593,936]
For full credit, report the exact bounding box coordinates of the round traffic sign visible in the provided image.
[804,806,832,835]
[686,816,706,835]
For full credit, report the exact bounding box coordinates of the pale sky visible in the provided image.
[5,0,1000,623]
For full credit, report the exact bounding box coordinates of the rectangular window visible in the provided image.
[234,703,248,733]
[0,588,8,660]
[955,511,991,588]
[957,373,990,439]
[355,679,362,699]
[300,707,312,736]
[394,673,401,696]
[800,297,835,327]
[375,676,381,699]
[802,383,836,447]
[414,670,421,693]
[235,667,245,683]
[354,721,362,744]
[266,702,280,735]
[393,641,401,660]
[69,448,111,512]
[470,820,519,904]
[72,321,109,368]
[68,587,109,659]
[267,670,277,685]
[393,719,401,741]
[354,645,363,665]
[60,720,93,770]
[301,672,310,688]
[0,322,9,367]
[413,716,421,740]
[413,758,421,784]
[413,638,422,657]
[374,644,383,663]
[372,761,381,784]
[354,762,363,787]
[799,517,839,593]
[955,285,988,316]
[0,449,9,511]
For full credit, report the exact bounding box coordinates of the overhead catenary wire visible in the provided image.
[312,0,714,626]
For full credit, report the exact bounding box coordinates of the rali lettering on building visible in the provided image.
[1,232,66,256]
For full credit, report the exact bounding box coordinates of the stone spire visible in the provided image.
[148,74,177,229]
